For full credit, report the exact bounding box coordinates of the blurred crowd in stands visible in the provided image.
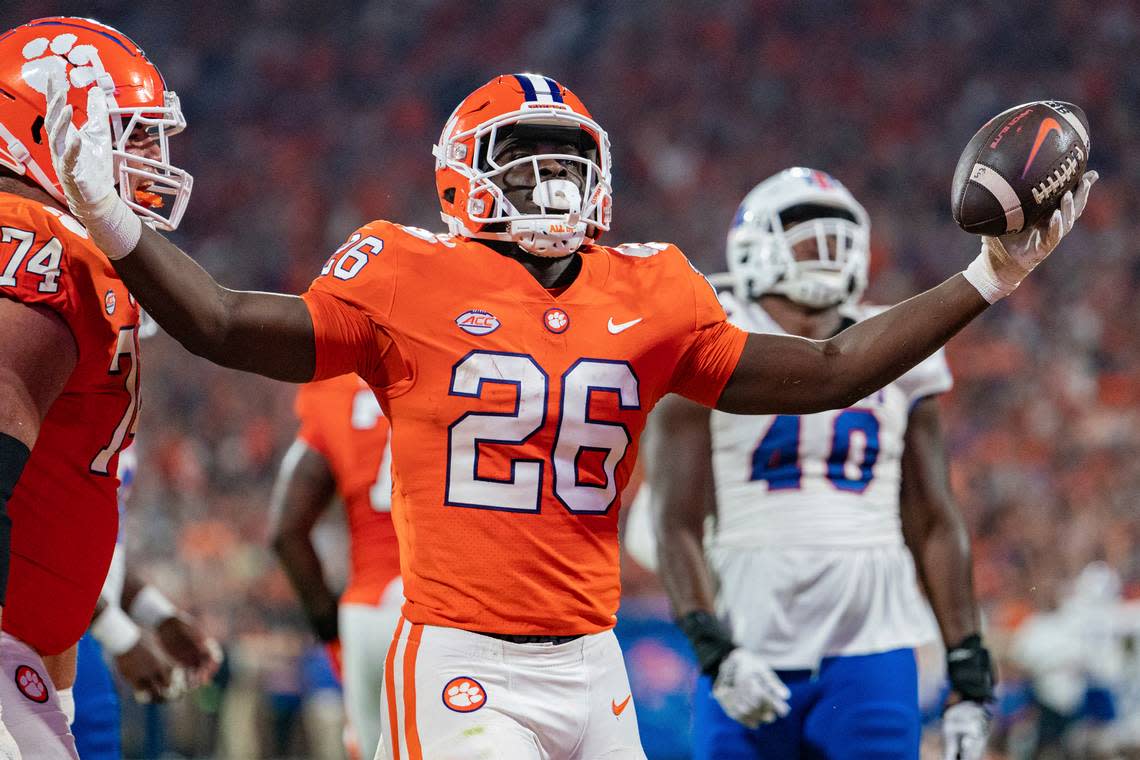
[6,0,1140,756]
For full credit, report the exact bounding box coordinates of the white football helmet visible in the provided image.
[726,167,870,309]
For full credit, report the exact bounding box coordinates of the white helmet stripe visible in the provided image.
[517,73,562,104]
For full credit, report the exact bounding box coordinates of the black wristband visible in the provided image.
[677,610,736,678]
[0,434,31,607]
[310,604,340,643]
[946,633,996,702]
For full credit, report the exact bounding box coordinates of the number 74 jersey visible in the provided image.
[302,221,747,635]
[0,193,140,656]
[709,294,953,550]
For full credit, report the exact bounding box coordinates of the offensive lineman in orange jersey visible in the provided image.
[271,373,400,760]
[0,17,191,757]
[47,69,1094,759]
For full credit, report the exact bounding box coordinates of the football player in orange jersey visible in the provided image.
[0,17,191,758]
[48,69,1094,759]
[271,373,401,760]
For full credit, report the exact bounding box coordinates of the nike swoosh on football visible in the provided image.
[611,694,633,716]
[1021,117,1063,179]
[607,317,643,334]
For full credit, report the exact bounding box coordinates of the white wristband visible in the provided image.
[58,687,76,725]
[90,605,141,656]
[129,585,177,629]
[963,245,1017,304]
[80,192,142,261]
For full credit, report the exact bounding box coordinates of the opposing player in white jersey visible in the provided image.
[642,168,995,760]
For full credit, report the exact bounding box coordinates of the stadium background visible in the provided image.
[4,0,1140,757]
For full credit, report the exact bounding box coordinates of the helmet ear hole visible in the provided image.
[31,116,44,144]
[442,187,456,204]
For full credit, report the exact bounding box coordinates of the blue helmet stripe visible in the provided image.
[543,77,564,103]
[514,74,538,102]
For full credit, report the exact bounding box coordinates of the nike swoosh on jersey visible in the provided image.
[611,694,632,716]
[1021,117,1063,179]
[607,317,643,334]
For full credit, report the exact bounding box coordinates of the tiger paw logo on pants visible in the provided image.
[442,676,485,713]
[15,665,48,703]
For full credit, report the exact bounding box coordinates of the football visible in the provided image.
[951,101,1090,235]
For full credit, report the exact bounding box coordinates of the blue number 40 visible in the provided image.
[750,410,880,493]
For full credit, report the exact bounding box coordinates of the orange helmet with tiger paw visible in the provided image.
[0,17,192,230]
[433,74,612,257]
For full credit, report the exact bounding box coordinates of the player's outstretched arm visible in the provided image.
[644,395,719,623]
[717,174,1096,415]
[269,439,340,645]
[121,225,316,382]
[43,75,316,382]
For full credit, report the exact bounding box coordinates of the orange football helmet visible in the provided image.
[434,74,612,256]
[0,17,192,230]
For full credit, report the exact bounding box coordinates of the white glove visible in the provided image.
[43,70,141,260]
[942,700,991,760]
[711,648,791,729]
[964,170,1098,303]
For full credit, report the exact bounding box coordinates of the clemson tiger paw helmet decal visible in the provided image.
[433,73,613,257]
[0,17,192,230]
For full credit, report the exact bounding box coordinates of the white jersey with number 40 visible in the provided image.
[708,292,950,669]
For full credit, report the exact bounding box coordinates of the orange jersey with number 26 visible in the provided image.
[302,222,746,635]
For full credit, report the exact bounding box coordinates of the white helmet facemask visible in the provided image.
[727,168,870,309]
[108,88,193,231]
[434,111,612,258]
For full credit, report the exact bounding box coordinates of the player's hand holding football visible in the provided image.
[712,648,791,729]
[964,170,1097,303]
[43,71,141,260]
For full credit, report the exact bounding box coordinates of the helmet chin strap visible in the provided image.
[509,179,587,257]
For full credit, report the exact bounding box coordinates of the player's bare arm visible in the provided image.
[119,225,316,381]
[269,439,340,644]
[899,395,996,734]
[899,396,979,648]
[645,395,718,620]
[719,274,984,414]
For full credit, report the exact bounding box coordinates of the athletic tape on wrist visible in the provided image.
[128,585,177,629]
[90,605,142,656]
[963,250,1013,304]
[83,192,142,260]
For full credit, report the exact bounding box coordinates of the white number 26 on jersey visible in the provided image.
[445,351,639,514]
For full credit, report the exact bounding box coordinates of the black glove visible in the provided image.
[677,610,736,678]
[946,633,996,702]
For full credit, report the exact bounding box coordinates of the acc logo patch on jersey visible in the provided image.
[442,676,486,713]
[455,309,501,336]
[15,665,48,703]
